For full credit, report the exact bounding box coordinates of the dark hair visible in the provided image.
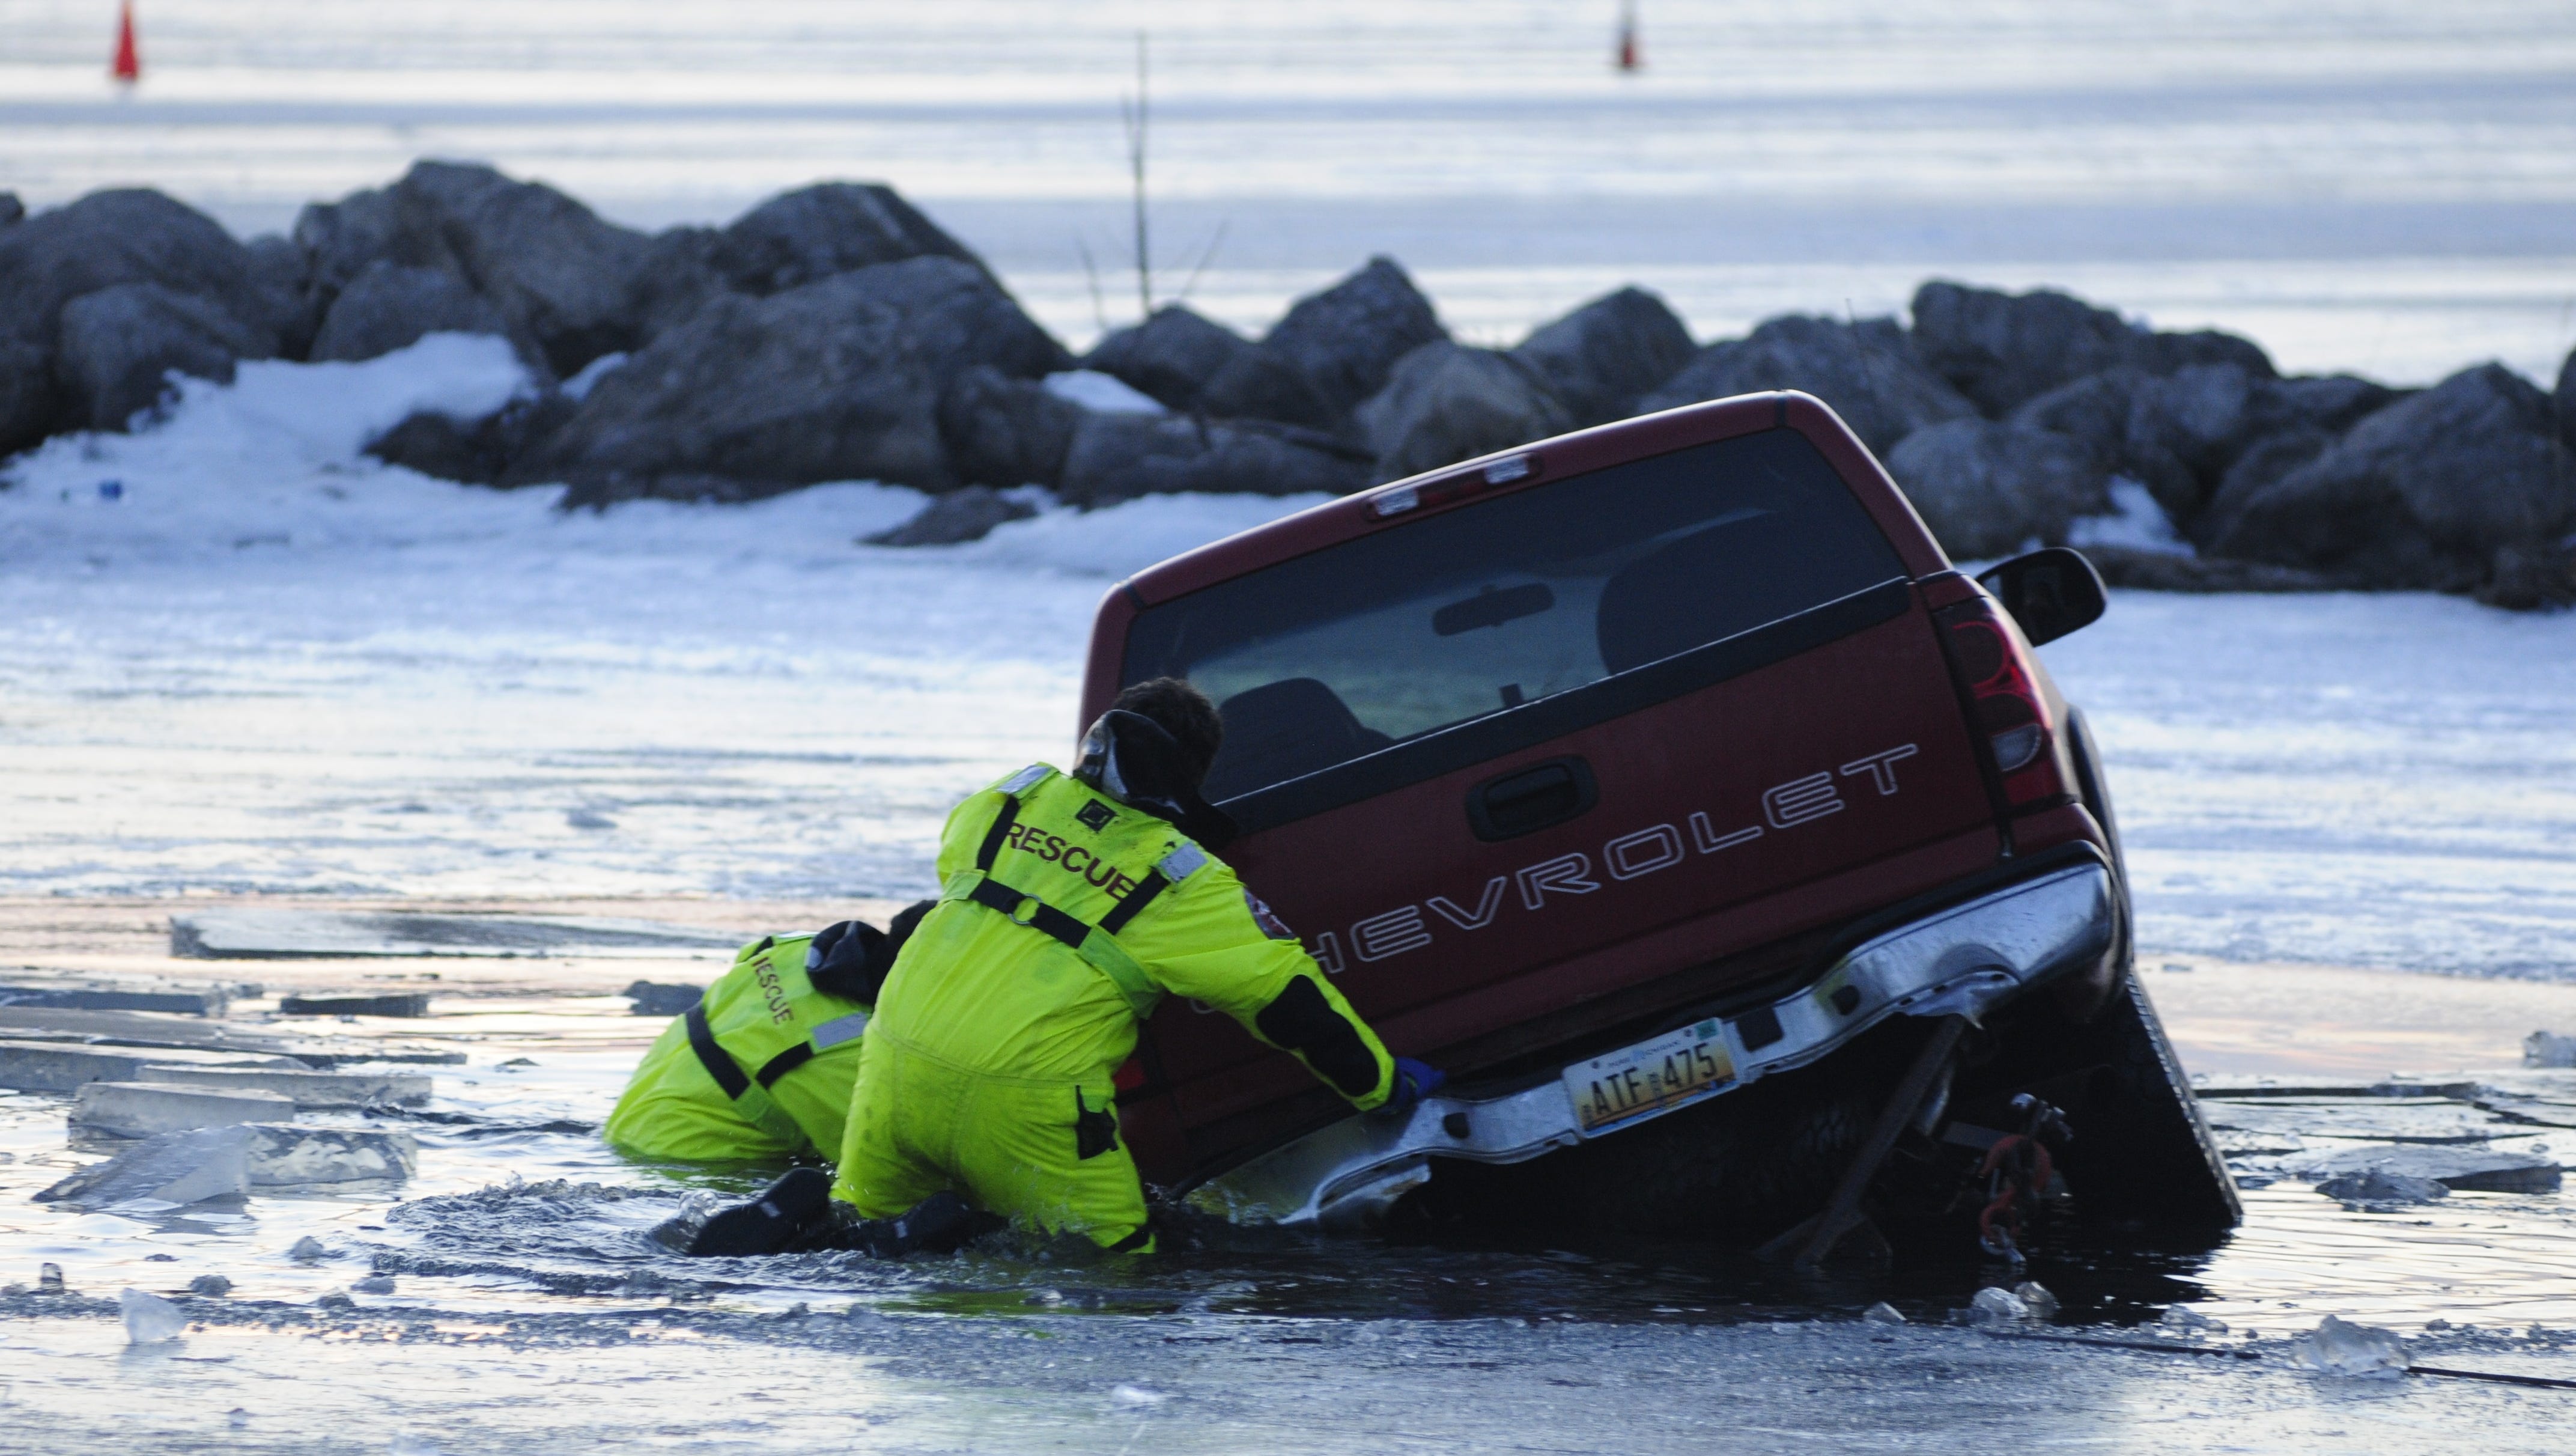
[1110,677,1224,788]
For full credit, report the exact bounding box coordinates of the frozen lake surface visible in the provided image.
[2,0,2572,380]
[2,339,2572,978]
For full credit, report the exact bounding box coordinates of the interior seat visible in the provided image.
[1594,511,1800,675]
[1206,677,1394,801]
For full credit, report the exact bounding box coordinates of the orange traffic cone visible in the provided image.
[112,1,142,86]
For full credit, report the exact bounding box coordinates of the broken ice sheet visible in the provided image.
[120,1287,186,1344]
[2315,1169,2449,1205]
[2294,1314,2408,1378]
[33,1124,416,1210]
[1966,1287,2031,1324]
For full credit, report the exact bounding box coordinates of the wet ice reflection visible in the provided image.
[12,999,2576,1338]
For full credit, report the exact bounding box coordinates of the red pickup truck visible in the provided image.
[1084,391,2237,1253]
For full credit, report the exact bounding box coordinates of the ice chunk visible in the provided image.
[1967,1287,2031,1324]
[2526,1031,2576,1068]
[33,1126,253,1210]
[1862,1302,1907,1325]
[288,1236,329,1263]
[73,1080,293,1138]
[2294,1314,2408,1378]
[2316,1169,2449,1205]
[2298,1144,2559,1194]
[245,1126,417,1187]
[1110,1384,1170,1407]
[353,1275,395,1294]
[136,1065,432,1108]
[2012,1282,2059,1320]
[2158,1306,2228,1335]
[189,1273,232,1297]
[120,1287,187,1344]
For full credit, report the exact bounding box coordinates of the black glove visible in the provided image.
[804,901,932,1005]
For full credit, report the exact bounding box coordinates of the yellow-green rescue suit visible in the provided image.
[833,764,1397,1247]
[606,933,873,1162]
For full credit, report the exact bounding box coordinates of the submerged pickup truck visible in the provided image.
[1086,391,2237,1252]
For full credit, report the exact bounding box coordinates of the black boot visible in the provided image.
[683,1166,834,1257]
[804,1190,990,1257]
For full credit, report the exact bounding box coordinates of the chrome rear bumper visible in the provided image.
[1180,859,2116,1230]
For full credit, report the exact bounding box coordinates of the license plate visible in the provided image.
[1563,1020,1734,1135]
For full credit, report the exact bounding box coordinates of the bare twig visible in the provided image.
[1123,31,1153,318]
[1077,237,1108,337]
[1177,221,1230,305]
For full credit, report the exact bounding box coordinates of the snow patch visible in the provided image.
[2068,478,2192,556]
[1043,370,1165,415]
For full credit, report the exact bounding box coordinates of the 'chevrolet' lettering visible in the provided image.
[1325,746,1918,966]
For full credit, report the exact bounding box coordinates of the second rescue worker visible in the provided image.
[687,677,1440,1256]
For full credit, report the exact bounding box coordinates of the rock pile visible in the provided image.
[3,165,2571,606]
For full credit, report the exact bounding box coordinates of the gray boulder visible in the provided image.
[2137,329,2276,379]
[0,337,52,457]
[2208,428,2334,527]
[1197,344,1344,431]
[1642,315,1975,455]
[628,227,731,345]
[364,394,577,486]
[1356,341,1574,484]
[1883,419,2112,559]
[2202,363,2575,593]
[56,282,276,429]
[294,162,649,377]
[711,183,988,295]
[0,193,22,228]
[1057,413,1371,506]
[2480,538,2576,611]
[2557,346,2575,448]
[1511,286,1695,427]
[0,189,294,452]
[244,234,320,357]
[1084,305,1254,412]
[938,365,1084,489]
[1911,281,2275,417]
[863,485,1039,547]
[2274,373,2401,433]
[514,255,1069,502]
[309,260,517,365]
[1256,256,1447,415]
[291,186,404,306]
[2012,366,2406,531]
[1912,281,2142,416]
[2082,546,2338,594]
[388,162,650,376]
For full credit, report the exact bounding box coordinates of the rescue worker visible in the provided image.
[604,907,925,1163]
[685,678,1441,1256]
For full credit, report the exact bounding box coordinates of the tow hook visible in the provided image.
[1977,1094,2072,1264]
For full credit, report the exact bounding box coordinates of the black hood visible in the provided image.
[1074,709,1238,850]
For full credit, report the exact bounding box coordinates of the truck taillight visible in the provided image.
[1934,597,2067,809]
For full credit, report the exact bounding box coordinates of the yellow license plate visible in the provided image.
[1563,1020,1734,1135]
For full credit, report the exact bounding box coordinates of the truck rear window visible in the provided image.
[1123,428,1909,805]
